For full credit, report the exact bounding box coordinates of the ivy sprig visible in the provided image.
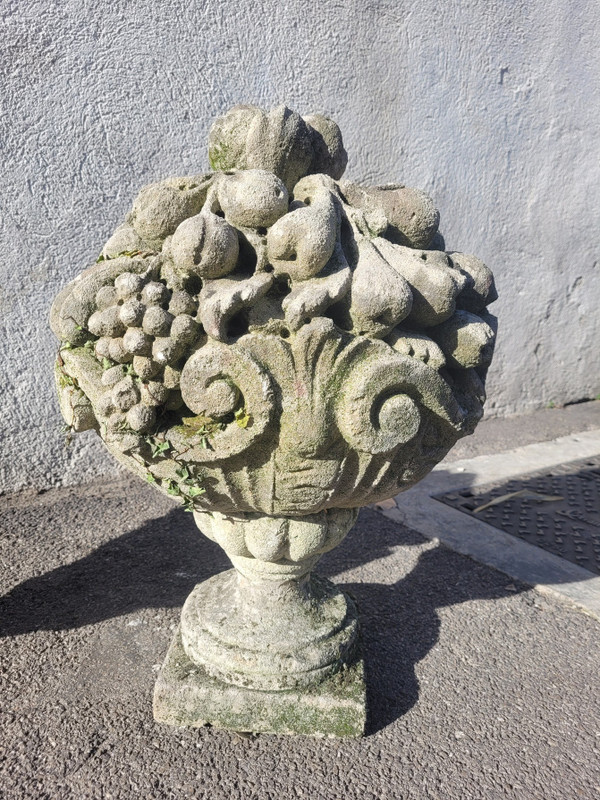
[96,249,144,263]
[150,439,171,459]
[234,407,251,429]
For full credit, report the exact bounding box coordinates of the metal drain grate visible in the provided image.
[435,456,600,575]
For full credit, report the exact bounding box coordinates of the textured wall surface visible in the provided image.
[1,0,599,492]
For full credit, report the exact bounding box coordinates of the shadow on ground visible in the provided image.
[0,507,229,636]
[322,508,528,734]
[0,504,526,734]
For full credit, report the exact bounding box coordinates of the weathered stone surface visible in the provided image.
[130,175,212,247]
[385,328,447,371]
[195,509,357,568]
[50,103,496,736]
[154,628,366,738]
[432,309,496,370]
[55,366,97,432]
[449,251,498,312]
[169,211,239,279]
[303,113,348,180]
[267,176,339,280]
[341,181,440,249]
[217,169,289,229]
[338,238,413,337]
[180,569,358,691]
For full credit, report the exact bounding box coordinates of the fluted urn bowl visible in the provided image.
[51,104,496,734]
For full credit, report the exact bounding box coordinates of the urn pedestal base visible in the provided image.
[153,628,366,738]
[154,513,365,737]
[180,568,359,691]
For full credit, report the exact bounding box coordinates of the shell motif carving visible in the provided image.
[51,104,496,516]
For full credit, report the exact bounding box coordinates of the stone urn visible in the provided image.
[50,104,496,737]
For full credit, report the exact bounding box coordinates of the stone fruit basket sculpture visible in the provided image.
[51,104,496,737]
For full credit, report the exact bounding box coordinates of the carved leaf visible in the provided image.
[346,238,413,337]
[282,244,351,331]
[198,272,273,341]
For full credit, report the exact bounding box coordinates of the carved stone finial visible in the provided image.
[51,104,496,737]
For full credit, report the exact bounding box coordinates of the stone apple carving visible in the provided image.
[51,104,496,737]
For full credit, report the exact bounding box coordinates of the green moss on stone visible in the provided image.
[154,628,366,738]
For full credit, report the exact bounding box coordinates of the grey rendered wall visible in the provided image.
[1,0,599,492]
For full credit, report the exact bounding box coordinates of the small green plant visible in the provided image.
[165,479,181,497]
[181,480,207,512]
[150,438,171,458]
[96,249,143,263]
[147,465,207,512]
[56,354,80,391]
[181,414,225,449]
[176,465,191,481]
[114,418,134,433]
[57,370,78,390]
[60,423,74,447]
[234,407,251,429]
[176,466,207,505]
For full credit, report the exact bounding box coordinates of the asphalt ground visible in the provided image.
[1,404,599,799]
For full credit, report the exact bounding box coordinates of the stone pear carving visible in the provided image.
[51,104,496,737]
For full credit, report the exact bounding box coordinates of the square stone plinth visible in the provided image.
[153,628,366,738]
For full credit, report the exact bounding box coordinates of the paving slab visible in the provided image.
[446,400,600,461]
[1,469,600,799]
